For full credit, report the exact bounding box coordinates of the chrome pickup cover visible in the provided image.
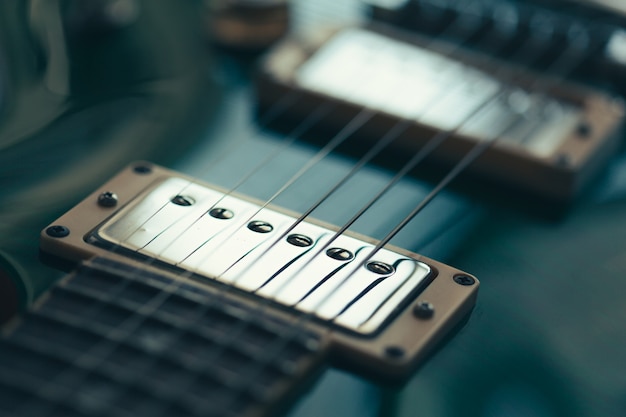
[295,28,580,158]
[93,178,432,335]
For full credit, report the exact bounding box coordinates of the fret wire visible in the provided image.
[15,255,322,414]
[17,266,224,411]
[7,329,207,417]
[12,269,163,415]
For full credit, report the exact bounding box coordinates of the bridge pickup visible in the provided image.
[40,163,478,381]
[90,177,434,335]
[256,26,624,203]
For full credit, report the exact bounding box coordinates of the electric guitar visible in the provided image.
[1,1,625,416]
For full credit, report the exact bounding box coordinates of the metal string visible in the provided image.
[14,6,588,416]
[200,20,594,415]
[187,20,589,414]
[16,10,489,414]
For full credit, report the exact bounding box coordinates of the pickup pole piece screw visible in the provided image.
[326,248,354,261]
[98,191,118,207]
[248,221,273,233]
[46,225,70,238]
[209,208,234,219]
[287,234,313,247]
[171,195,195,206]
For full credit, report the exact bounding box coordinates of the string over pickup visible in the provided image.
[85,176,436,335]
[39,163,478,381]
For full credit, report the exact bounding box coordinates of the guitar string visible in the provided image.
[17,9,498,412]
[136,14,495,268]
[209,14,573,307]
[138,19,588,412]
[111,0,494,252]
[89,4,608,412]
[26,24,584,414]
[192,23,595,414]
[127,0,517,351]
[28,3,596,412]
[108,0,490,271]
[134,0,520,270]
[80,4,488,316]
[289,21,595,318]
[114,100,339,248]
[24,0,600,412]
[106,0,373,246]
[3,1,580,414]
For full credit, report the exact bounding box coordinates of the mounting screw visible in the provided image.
[413,301,435,319]
[454,275,475,286]
[384,346,405,360]
[46,225,70,238]
[97,191,118,207]
[133,164,152,174]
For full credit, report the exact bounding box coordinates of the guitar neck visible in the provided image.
[0,257,326,417]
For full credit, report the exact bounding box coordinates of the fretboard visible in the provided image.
[0,257,326,417]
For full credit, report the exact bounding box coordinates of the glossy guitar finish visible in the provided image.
[1,0,626,416]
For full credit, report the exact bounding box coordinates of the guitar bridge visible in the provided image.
[40,163,478,381]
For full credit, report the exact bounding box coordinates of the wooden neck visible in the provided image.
[0,257,327,417]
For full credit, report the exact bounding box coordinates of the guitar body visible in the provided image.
[1,0,625,416]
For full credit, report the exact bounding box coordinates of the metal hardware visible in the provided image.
[453,275,476,286]
[46,225,70,238]
[97,191,118,207]
[384,346,405,359]
[133,164,152,174]
[287,234,313,247]
[366,261,395,275]
[209,208,234,219]
[326,247,354,261]
[248,220,273,233]
[413,301,435,319]
[171,195,195,206]
[92,178,433,334]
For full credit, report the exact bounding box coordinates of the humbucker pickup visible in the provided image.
[39,162,478,381]
[256,26,625,203]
